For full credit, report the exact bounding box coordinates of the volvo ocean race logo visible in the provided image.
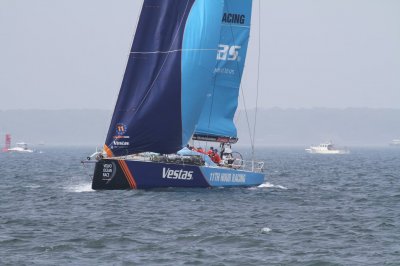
[162,168,193,181]
[102,162,116,181]
[116,123,128,136]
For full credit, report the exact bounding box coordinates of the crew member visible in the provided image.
[211,149,221,164]
[196,147,206,154]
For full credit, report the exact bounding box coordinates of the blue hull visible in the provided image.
[92,159,264,190]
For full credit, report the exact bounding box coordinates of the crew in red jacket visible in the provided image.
[196,147,206,154]
[211,149,221,164]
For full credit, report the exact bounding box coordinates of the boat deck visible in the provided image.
[102,153,264,173]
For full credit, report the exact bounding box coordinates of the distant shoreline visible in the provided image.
[1,108,399,147]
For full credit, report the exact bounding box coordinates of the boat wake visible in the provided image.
[66,182,93,193]
[258,182,288,190]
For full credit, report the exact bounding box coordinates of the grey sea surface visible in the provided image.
[0,147,399,265]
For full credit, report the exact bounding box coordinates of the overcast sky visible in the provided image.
[0,0,399,110]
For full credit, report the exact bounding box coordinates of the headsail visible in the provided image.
[104,0,224,156]
[193,0,253,143]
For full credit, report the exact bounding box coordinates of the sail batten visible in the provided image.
[130,48,218,54]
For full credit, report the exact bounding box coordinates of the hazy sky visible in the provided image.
[1,0,399,110]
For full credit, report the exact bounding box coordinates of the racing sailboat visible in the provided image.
[90,0,264,189]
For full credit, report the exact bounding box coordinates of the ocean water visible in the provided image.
[0,147,399,265]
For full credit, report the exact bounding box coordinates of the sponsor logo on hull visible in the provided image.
[162,167,194,181]
[209,172,246,183]
[101,161,116,181]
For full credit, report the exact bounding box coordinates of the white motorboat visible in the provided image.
[8,142,34,153]
[390,139,400,146]
[305,142,349,154]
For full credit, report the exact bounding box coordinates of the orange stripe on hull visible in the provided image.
[103,145,113,157]
[118,161,134,188]
[118,161,137,189]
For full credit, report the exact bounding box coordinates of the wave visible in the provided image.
[258,182,288,190]
[260,227,272,234]
[66,182,93,193]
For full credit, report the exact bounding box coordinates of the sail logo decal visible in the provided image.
[112,140,130,147]
[112,123,130,147]
[162,168,193,181]
[222,13,245,25]
[116,123,128,136]
[217,45,241,61]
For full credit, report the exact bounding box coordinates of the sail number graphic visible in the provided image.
[217,45,241,61]
[116,123,127,136]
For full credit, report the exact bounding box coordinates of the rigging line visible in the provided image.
[234,108,242,124]
[252,0,262,160]
[133,0,192,116]
[240,82,254,147]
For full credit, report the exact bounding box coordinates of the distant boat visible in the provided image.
[8,142,34,153]
[305,142,349,154]
[390,139,400,146]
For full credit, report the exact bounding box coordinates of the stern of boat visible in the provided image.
[92,159,132,190]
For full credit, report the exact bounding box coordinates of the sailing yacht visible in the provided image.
[88,0,265,189]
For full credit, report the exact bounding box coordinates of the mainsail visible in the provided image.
[104,0,224,156]
[194,0,253,143]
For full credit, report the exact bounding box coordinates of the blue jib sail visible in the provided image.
[104,0,224,156]
[194,0,253,142]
